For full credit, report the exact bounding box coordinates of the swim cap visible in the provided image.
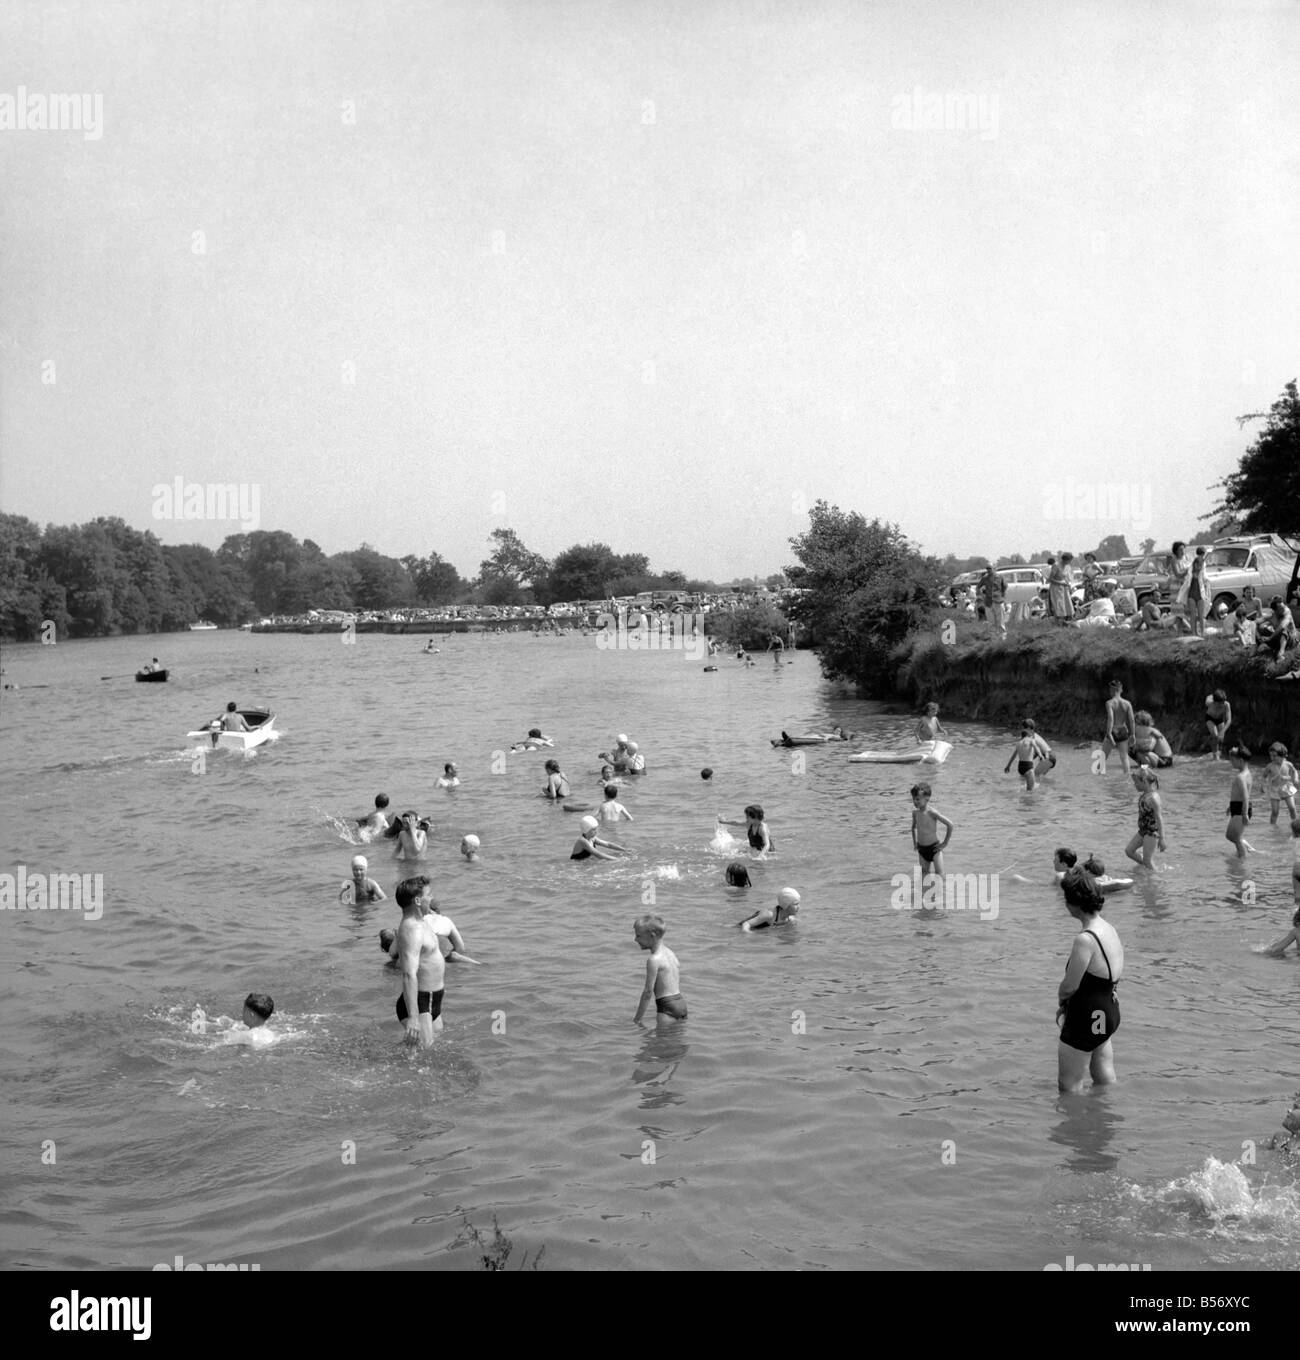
[462,834,480,849]
[777,888,801,908]
[617,733,628,744]
[580,816,598,832]
[351,855,367,869]
[627,741,638,753]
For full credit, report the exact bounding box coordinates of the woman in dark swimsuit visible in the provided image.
[1056,868,1124,1092]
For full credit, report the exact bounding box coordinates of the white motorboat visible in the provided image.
[187,709,277,751]
[190,620,218,631]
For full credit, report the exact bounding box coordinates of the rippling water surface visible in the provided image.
[2,630,1298,1270]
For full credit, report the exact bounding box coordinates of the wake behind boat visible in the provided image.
[187,708,277,751]
[850,739,953,765]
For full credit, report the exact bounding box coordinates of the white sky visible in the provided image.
[1,0,1296,580]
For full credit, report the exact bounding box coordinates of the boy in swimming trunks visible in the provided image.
[242,993,274,1028]
[632,914,686,1023]
[910,783,952,879]
[1204,691,1232,760]
[357,793,390,842]
[460,834,481,862]
[393,811,428,861]
[1264,743,1298,823]
[914,703,946,745]
[436,762,460,788]
[598,784,633,823]
[718,805,773,853]
[599,764,618,785]
[1100,680,1135,772]
[393,876,446,1047]
[345,854,386,903]
[1225,746,1255,857]
[1004,721,1051,791]
[740,887,800,931]
[571,816,626,860]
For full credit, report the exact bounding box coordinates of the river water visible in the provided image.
[2,629,1298,1271]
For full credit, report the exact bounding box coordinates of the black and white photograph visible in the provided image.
[1,0,1298,1308]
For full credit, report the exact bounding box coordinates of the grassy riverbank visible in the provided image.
[891,618,1297,754]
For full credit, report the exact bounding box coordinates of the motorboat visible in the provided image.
[135,668,168,683]
[187,709,277,751]
[190,620,218,631]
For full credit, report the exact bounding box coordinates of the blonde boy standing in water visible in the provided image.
[632,915,686,1023]
[914,703,946,745]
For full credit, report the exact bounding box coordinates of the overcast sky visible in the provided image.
[1,0,1296,580]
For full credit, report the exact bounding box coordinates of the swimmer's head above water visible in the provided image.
[701,768,713,780]
[725,861,752,887]
[777,887,801,916]
[1053,847,1077,870]
[379,928,396,952]
[460,834,480,859]
[242,993,274,1028]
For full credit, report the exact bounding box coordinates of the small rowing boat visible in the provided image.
[187,709,277,751]
[135,669,168,683]
[850,740,953,765]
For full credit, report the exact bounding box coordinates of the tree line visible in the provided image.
[0,516,783,641]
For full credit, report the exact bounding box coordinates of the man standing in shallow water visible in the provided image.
[394,875,445,1048]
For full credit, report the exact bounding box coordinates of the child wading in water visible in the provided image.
[718,804,774,853]
[1264,743,1299,824]
[1266,820,1300,955]
[1124,768,1165,868]
[632,915,686,1023]
[910,783,953,880]
[1005,720,1053,791]
[914,703,946,745]
[1225,746,1255,857]
[1204,691,1232,760]
[1101,679,1135,773]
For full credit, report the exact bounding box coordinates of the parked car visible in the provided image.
[1116,552,1176,607]
[996,567,1049,606]
[1202,534,1300,613]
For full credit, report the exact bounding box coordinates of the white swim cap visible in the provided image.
[627,741,638,752]
[351,855,367,869]
[777,888,801,909]
[617,733,628,744]
[580,816,599,832]
[462,834,480,849]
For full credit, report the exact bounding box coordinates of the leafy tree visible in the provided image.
[709,599,788,651]
[1209,380,1300,534]
[1093,534,1130,560]
[401,551,466,605]
[545,543,624,603]
[340,545,414,610]
[478,528,548,604]
[785,501,944,694]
